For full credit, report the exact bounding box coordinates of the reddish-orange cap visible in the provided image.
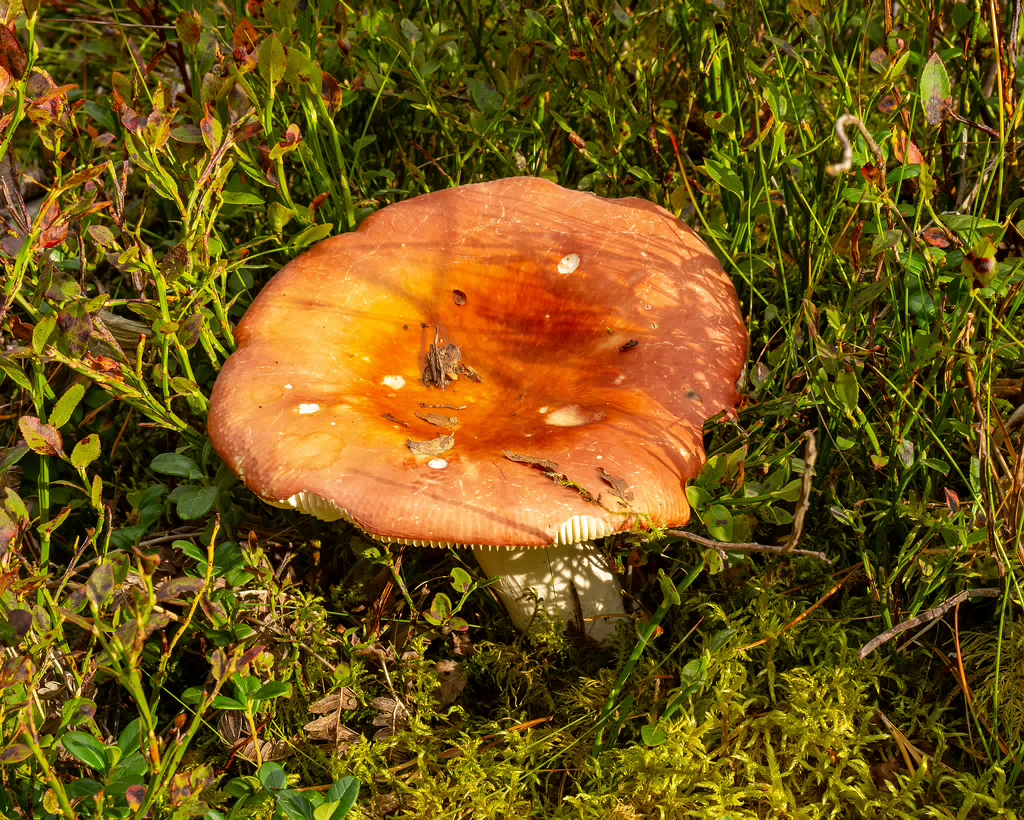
[208,177,747,547]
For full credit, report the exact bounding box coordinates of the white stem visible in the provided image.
[471,542,629,643]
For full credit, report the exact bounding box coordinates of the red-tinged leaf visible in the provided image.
[322,71,343,113]
[64,163,110,189]
[944,487,960,515]
[18,417,64,458]
[175,10,202,48]
[0,743,32,764]
[309,192,329,218]
[40,222,69,250]
[200,105,223,153]
[156,577,206,602]
[921,53,952,125]
[238,644,265,670]
[0,25,27,80]
[33,84,77,112]
[860,164,884,186]
[57,311,93,356]
[868,47,889,72]
[893,134,924,166]
[877,94,898,114]
[126,786,146,810]
[233,121,263,142]
[920,227,952,248]
[233,20,259,52]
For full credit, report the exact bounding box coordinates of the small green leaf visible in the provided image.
[703,504,733,542]
[325,776,360,818]
[32,313,57,355]
[702,158,744,198]
[61,732,109,773]
[71,434,101,471]
[920,53,952,125]
[221,191,265,206]
[170,485,218,520]
[259,35,287,88]
[258,761,289,791]
[253,681,292,701]
[151,453,204,479]
[835,370,859,411]
[50,383,85,428]
[450,567,472,594]
[293,223,334,248]
[211,695,246,710]
[641,722,669,746]
[276,790,315,820]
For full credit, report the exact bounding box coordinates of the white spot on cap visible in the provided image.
[545,405,600,428]
[428,458,448,469]
[558,253,580,275]
[382,375,406,390]
[284,384,293,389]
[539,406,549,414]
[613,374,625,385]
[298,403,320,415]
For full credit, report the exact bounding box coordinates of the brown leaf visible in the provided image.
[619,339,639,351]
[302,713,359,746]
[309,688,358,713]
[920,227,952,248]
[503,450,559,472]
[436,660,466,707]
[407,434,455,456]
[382,412,409,427]
[156,576,206,602]
[233,19,260,52]
[452,289,467,306]
[893,133,924,166]
[598,467,633,502]
[0,25,27,80]
[414,412,457,429]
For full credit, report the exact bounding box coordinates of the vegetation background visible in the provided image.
[0,0,1023,816]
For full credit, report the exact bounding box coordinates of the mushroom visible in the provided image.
[208,177,747,642]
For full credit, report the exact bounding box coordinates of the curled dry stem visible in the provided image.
[826,113,886,176]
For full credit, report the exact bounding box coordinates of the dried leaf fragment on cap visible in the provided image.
[415,412,458,429]
[407,434,455,456]
[598,467,634,503]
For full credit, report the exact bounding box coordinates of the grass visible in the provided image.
[1,0,1023,817]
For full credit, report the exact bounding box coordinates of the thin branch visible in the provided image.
[782,430,817,554]
[858,588,1001,659]
[666,529,831,564]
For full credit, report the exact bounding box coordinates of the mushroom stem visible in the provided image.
[471,543,629,643]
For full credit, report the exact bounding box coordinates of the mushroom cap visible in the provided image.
[208,177,747,548]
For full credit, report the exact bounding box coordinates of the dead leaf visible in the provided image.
[0,25,26,81]
[407,434,455,456]
[503,450,559,472]
[452,289,467,306]
[436,660,466,707]
[382,412,409,427]
[619,339,639,351]
[371,696,409,741]
[309,688,358,713]
[598,467,633,502]
[920,227,953,248]
[415,412,457,429]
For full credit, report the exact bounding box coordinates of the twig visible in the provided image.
[782,430,817,554]
[826,114,886,176]
[666,529,831,564]
[858,588,1001,659]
